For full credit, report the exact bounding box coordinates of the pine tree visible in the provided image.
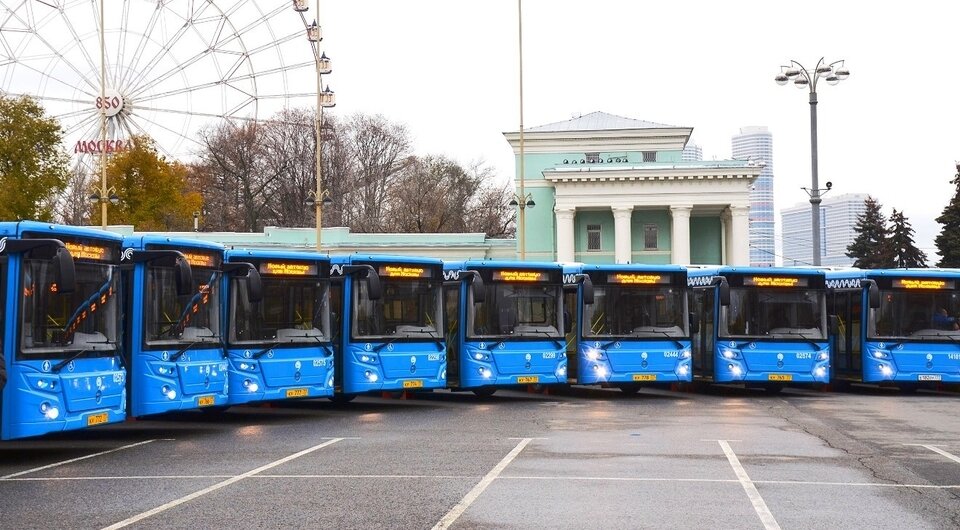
[888,209,928,268]
[846,196,893,269]
[935,163,960,267]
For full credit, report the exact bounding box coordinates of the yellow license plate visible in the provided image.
[286,388,309,398]
[197,395,216,407]
[768,374,793,382]
[402,380,424,389]
[86,412,109,426]
[632,374,658,382]
[517,376,539,384]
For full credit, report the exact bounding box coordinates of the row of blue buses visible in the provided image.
[3,221,959,440]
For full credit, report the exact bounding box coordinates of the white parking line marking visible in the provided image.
[905,444,960,465]
[718,440,781,530]
[1,440,157,479]
[432,438,533,530]
[100,438,344,530]
[257,474,475,480]
[1,475,233,481]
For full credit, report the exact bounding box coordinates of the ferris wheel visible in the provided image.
[0,0,322,173]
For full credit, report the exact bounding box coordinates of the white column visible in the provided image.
[612,206,633,264]
[670,205,692,265]
[728,204,750,266]
[721,208,732,265]
[555,207,576,262]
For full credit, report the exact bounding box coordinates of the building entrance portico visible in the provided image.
[505,111,761,265]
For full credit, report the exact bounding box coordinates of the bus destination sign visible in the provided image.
[492,270,546,283]
[892,278,955,290]
[260,262,317,277]
[378,265,432,279]
[743,276,809,288]
[607,273,671,285]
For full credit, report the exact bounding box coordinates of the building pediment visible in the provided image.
[543,162,762,183]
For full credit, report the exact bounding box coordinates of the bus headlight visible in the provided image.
[365,370,379,383]
[478,367,492,379]
[39,402,60,420]
[440,369,446,380]
[681,349,692,359]
[872,350,889,359]
[677,365,689,377]
[814,367,827,378]
[474,352,485,361]
[161,385,177,400]
[729,364,742,377]
[556,365,567,378]
[243,379,259,393]
[722,350,737,359]
[817,352,829,362]
[593,364,608,378]
[585,348,602,361]
[879,365,893,377]
[326,372,335,388]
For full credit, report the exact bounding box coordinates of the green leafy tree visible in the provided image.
[846,196,893,269]
[935,163,960,267]
[888,209,927,268]
[91,136,201,230]
[0,95,69,220]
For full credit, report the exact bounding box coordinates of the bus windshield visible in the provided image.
[870,289,960,340]
[352,277,443,340]
[146,265,221,345]
[468,282,563,339]
[20,260,120,357]
[230,275,330,345]
[720,287,826,339]
[584,284,686,338]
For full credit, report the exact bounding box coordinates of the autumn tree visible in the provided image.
[0,95,70,221]
[846,196,893,269]
[887,209,927,268]
[95,136,201,230]
[935,163,960,267]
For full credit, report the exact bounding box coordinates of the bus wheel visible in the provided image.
[329,393,357,403]
[617,383,643,395]
[472,387,497,398]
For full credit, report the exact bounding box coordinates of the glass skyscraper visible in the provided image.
[780,193,869,267]
[732,126,774,266]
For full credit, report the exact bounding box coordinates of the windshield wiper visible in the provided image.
[635,329,685,349]
[373,336,397,353]
[524,328,564,350]
[52,340,116,373]
[170,333,219,362]
[784,330,823,351]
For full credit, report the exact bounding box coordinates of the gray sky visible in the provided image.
[318,0,959,258]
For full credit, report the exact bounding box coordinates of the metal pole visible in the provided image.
[99,0,107,229]
[517,0,526,260]
[808,89,821,266]
[315,0,323,251]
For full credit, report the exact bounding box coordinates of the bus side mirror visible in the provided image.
[865,280,880,309]
[468,272,485,304]
[689,312,700,335]
[364,266,382,301]
[54,246,76,294]
[579,274,595,305]
[175,256,193,296]
[716,276,730,307]
[245,266,263,304]
[828,315,840,335]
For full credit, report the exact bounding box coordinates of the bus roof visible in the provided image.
[122,234,225,252]
[688,266,825,278]
[330,254,442,266]
[563,263,687,275]
[826,268,960,280]
[6,220,123,243]
[447,259,563,272]
[225,248,330,263]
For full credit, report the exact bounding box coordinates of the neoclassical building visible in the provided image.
[504,111,762,265]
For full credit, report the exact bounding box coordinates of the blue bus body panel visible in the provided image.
[691,266,830,384]
[2,222,127,440]
[123,235,228,417]
[224,249,334,405]
[567,263,693,384]
[827,268,960,384]
[334,255,447,394]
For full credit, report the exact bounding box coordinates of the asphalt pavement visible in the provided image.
[1,385,959,529]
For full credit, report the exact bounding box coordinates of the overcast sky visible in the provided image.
[314,0,959,258]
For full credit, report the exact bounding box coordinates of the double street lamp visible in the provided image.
[775,57,850,266]
[294,0,336,251]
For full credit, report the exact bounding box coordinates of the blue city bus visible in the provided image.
[330,255,446,397]
[122,236,232,416]
[688,267,831,391]
[563,264,692,393]
[224,249,334,405]
[443,261,567,396]
[1,221,126,440]
[826,268,960,389]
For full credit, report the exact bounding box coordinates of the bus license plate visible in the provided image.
[286,388,309,398]
[918,374,942,381]
[86,412,109,426]
[403,380,424,389]
[632,374,657,382]
[768,374,793,382]
[517,376,539,384]
[197,395,216,407]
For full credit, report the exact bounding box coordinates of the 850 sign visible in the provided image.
[95,89,124,118]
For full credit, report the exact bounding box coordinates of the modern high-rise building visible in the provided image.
[732,126,774,266]
[681,143,702,161]
[780,193,869,267]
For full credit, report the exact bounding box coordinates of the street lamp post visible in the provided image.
[516,0,527,260]
[295,0,336,251]
[775,58,849,266]
[98,0,108,229]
